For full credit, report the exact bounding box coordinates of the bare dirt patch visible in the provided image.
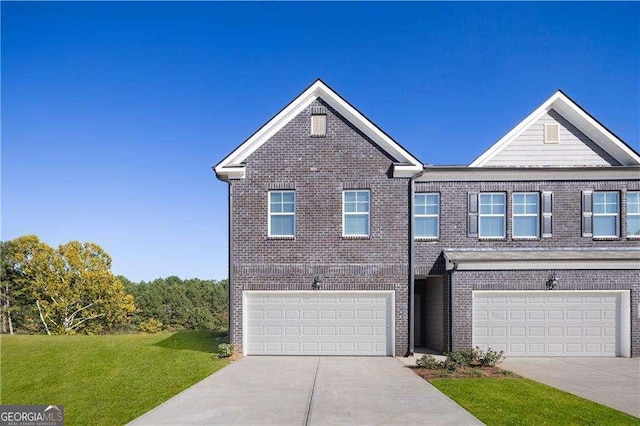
[410,365,521,380]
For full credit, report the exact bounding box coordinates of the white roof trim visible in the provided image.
[469,91,640,167]
[215,79,423,180]
[444,249,640,271]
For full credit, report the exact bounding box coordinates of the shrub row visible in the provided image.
[416,347,505,372]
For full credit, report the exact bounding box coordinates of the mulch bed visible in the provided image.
[409,365,521,380]
[228,353,244,361]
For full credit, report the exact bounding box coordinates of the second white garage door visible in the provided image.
[244,291,394,356]
[473,290,630,357]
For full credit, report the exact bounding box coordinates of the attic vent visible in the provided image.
[311,107,327,137]
[311,106,327,115]
[544,123,559,144]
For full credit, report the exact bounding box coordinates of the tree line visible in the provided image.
[1,235,228,335]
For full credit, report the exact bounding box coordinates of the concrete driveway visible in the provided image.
[130,356,481,425]
[501,357,640,418]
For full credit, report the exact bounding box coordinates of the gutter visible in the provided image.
[227,183,234,344]
[447,261,458,353]
[212,165,233,344]
[407,168,425,357]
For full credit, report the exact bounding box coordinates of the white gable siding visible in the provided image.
[485,110,620,167]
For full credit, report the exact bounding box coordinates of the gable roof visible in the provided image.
[214,79,423,180]
[469,90,640,167]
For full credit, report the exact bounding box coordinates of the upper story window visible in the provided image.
[512,192,539,238]
[414,193,439,239]
[627,191,640,238]
[479,193,506,238]
[592,191,619,238]
[343,190,370,237]
[268,191,295,237]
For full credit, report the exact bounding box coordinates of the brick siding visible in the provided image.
[451,269,640,357]
[225,98,639,358]
[230,99,410,355]
[415,180,639,355]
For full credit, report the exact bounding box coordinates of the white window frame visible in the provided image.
[479,192,506,239]
[512,192,539,239]
[268,190,296,237]
[592,191,619,238]
[626,191,640,239]
[342,190,370,237]
[544,123,559,144]
[414,193,439,239]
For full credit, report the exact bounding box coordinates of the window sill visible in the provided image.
[415,237,438,242]
[342,235,370,240]
[512,237,540,241]
[267,236,295,240]
[478,237,507,241]
[592,236,620,241]
[626,236,640,240]
[310,134,327,138]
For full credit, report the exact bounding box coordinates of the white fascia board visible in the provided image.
[552,92,640,166]
[320,88,422,170]
[393,164,424,178]
[447,259,637,271]
[214,165,246,181]
[469,91,640,167]
[469,93,560,167]
[215,80,423,180]
[419,166,640,182]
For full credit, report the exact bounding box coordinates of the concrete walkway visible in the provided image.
[501,357,640,418]
[130,356,481,425]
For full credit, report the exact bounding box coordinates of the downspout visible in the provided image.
[447,261,458,353]
[213,167,234,346]
[227,183,234,345]
[407,169,425,357]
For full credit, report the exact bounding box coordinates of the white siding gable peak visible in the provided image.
[470,90,640,167]
[214,79,423,180]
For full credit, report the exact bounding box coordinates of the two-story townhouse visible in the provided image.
[214,80,640,358]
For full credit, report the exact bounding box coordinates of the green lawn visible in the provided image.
[0,332,230,425]
[431,378,639,425]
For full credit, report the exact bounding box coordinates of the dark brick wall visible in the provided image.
[229,99,410,355]
[225,97,639,357]
[414,179,639,355]
[451,269,640,357]
[414,180,640,275]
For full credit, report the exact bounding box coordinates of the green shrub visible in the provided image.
[139,318,163,333]
[445,348,478,368]
[476,347,505,367]
[415,354,442,369]
[217,343,235,358]
[442,358,460,372]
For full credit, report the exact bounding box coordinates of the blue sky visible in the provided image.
[2,2,638,282]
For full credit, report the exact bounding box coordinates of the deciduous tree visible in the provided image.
[2,235,135,334]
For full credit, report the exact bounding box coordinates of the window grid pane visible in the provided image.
[592,191,618,237]
[269,191,295,236]
[627,192,640,237]
[513,192,539,238]
[479,193,505,238]
[344,190,370,236]
[414,193,439,238]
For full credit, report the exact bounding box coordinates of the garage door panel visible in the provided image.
[245,292,393,355]
[473,291,623,357]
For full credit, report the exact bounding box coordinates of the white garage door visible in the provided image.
[244,291,394,356]
[473,291,630,357]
